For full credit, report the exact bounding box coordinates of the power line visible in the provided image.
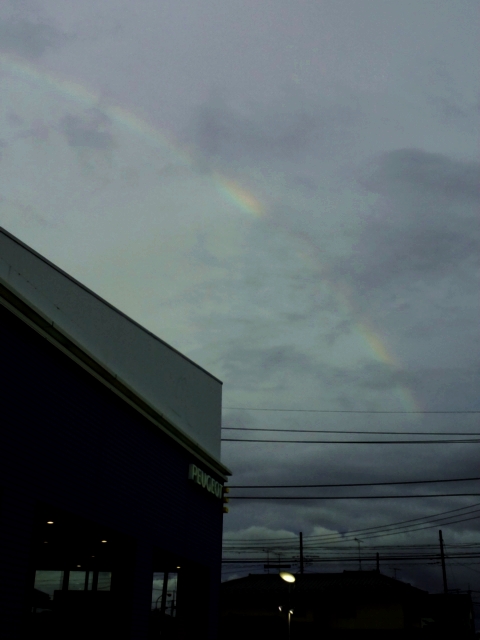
[222,438,480,444]
[222,502,480,545]
[222,553,480,564]
[229,493,480,500]
[224,503,480,544]
[304,502,480,542]
[243,513,480,546]
[223,428,480,436]
[223,513,480,550]
[223,407,480,414]
[229,476,480,489]
[302,511,480,544]
[224,542,480,552]
[225,521,480,552]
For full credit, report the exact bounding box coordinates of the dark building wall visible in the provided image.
[0,302,224,639]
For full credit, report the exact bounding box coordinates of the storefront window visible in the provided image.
[32,570,61,612]
[152,572,178,616]
[68,570,86,590]
[97,571,111,591]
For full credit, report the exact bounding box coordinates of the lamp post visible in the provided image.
[279,572,295,640]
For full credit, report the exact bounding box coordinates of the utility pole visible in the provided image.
[299,532,304,574]
[439,530,448,594]
[161,572,169,615]
[354,538,363,571]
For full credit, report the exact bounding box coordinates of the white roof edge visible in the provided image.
[0,284,231,478]
[0,227,225,462]
[0,227,222,384]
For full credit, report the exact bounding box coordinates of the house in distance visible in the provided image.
[220,571,475,638]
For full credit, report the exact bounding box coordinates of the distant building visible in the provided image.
[0,228,230,639]
[220,571,475,638]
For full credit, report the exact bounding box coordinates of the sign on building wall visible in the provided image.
[188,464,223,499]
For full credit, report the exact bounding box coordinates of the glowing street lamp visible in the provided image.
[279,572,296,584]
[279,572,296,639]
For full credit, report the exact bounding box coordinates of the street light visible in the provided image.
[279,572,296,584]
[279,572,296,639]
[278,607,294,638]
[354,538,363,571]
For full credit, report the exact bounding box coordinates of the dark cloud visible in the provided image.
[220,337,420,403]
[416,58,478,129]
[0,17,63,58]
[426,95,469,123]
[185,91,361,167]
[361,148,479,202]
[408,364,480,412]
[6,111,24,127]
[221,345,314,392]
[334,149,480,298]
[61,113,115,151]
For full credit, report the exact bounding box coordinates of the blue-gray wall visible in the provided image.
[0,301,224,639]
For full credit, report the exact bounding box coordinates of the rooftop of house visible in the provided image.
[221,571,428,602]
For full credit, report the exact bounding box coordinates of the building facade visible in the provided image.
[0,228,230,639]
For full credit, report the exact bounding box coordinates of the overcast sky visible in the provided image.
[1,0,479,597]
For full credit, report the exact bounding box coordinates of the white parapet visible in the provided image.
[0,227,223,463]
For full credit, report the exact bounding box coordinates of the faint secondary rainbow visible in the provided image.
[1,53,419,413]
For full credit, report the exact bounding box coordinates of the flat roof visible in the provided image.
[0,227,229,476]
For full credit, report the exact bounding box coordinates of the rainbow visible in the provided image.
[0,53,264,217]
[0,53,420,414]
[281,232,421,414]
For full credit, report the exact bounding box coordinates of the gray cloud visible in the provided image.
[185,90,361,167]
[0,17,63,58]
[426,95,470,123]
[221,345,314,392]
[361,148,479,202]
[220,336,420,402]
[61,113,115,151]
[415,58,478,129]
[334,149,480,298]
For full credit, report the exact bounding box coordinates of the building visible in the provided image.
[0,228,230,639]
[219,571,475,638]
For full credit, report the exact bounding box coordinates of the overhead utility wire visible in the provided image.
[307,504,480,539]
[223,513,480,550]
[223,544,476,554]
[224,542,480,552]
[223,407,480,414]
[229,475,480,489]
[222,553,480,565]
[224,515,480,546]
[229,493,480,500]
[224,548,480,558]
[224,504,480,545]
[223,428,480,436]
[224,512,480,548]
[223,551,480,561]
[222,438,480,444]
[304,510,480,544]
[223,502,480,545]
